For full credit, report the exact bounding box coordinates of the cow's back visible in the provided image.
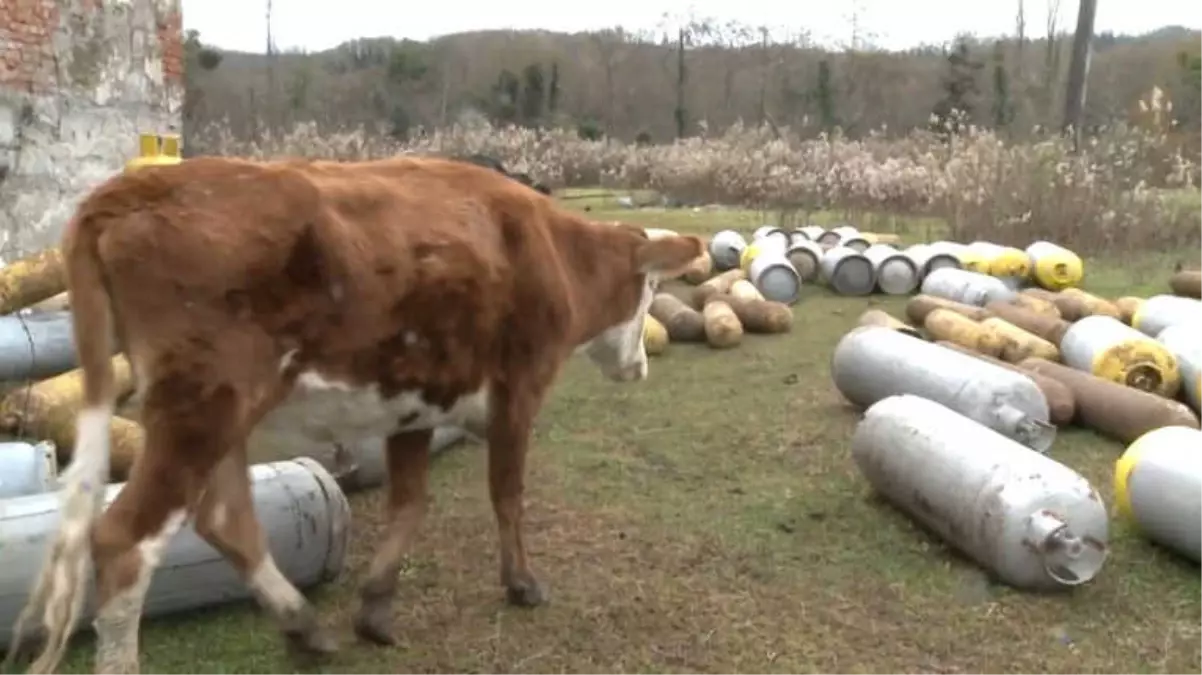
[76,155,577,403]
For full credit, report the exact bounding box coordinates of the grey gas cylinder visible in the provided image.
[708,230,747,271]
[852,394,1109,590]
[748,251,802,305]
[832,326,1056,452]
[820,246,876,296]
[921,267,1018,306]
[862,244,920,295]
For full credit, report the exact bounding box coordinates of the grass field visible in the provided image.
[56,191,1201,674]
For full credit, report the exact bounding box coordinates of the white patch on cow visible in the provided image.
[256,369,490,444]
[94,509,187,674]
[580,273,657,382]
[248,554,306,616]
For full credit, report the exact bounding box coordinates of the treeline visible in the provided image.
[181,22,1202,145]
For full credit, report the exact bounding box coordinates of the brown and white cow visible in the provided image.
[6,155,703,674]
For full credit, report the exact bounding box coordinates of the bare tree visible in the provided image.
[1062,0,1098,149]
[1042,0,1063,126]
[264,0,277,131]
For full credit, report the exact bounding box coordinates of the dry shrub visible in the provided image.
[189,119,1199,255]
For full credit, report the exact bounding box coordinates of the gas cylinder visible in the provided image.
[851,394,1108,590]
[1026,241,1084,291]
[968,241,1031,280]
[832,325,1056,451]
[1114,425,1202,562]
[708,230,746,271]
[1060,315,1182,398]
[740,235,788,273]
[0,441,58,498]
[1156,322,1201,412]
[841,236,870,252]
[747,251,802,305]
[1131,294,1202,338]
[816,227,845,247]
[928,241,988,273]
[862,244,920,295]
[904,243,961,277]
[921,267,1018,306]
[785,240,823,283]
[796,225,826,242]
[753,226,791,250]
[820,246,876,296]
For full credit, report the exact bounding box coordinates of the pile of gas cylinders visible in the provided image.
[828,259,1202,591]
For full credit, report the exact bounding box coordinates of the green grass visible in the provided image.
[53,192,1201,673]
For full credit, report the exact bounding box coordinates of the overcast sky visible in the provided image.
[182,0,1200,53]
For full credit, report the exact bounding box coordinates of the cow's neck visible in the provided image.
[548,218,643,346]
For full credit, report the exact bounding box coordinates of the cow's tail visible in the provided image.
[6,207,118,675]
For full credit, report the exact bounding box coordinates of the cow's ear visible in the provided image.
[636,235,705,275]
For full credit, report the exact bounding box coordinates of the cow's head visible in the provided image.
[581,226,703,383]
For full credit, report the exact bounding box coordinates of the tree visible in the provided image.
[1062,0,1098,150]
[991,43,1014,129]
[490,69,522,125]
[931,37,983,134]
[547,61,561,116]
[811,59,838,131]
[520,63,546,126]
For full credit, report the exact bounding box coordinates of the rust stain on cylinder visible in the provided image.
[1018,357,1199,443]
[983,301,1071,346]
[858,308,922,339]
[0,356,142,480]
[923,308,1005,358]
[0,248,67,315]
[905,294,992,325]
[1169,269,1201,299]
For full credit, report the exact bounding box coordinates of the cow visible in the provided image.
[5,155,703,675]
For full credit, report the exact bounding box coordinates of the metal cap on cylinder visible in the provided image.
[994,404,1056,454]
[821,246,877,296]
[1026,510,1107,586]
[748,252,802,305]
[708,230,747,271]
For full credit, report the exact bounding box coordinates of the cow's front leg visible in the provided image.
[354,429,432,645]
[487,385,546,607]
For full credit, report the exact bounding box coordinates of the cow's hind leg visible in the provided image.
[88,451,193,675]
[194,444,337,660]
[85,378,249,675]
[487,385,546,607]
[354,429,432,646]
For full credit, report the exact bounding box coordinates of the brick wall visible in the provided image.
[0,0,60,94]
[0,0,183,259]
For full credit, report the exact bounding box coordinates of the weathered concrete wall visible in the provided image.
[0,0,182,259]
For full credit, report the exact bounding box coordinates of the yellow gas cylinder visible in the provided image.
[969,241,1030,280]
[739,242,761,273]
[643,314,669,355]
[1060,315,1182,398]
[1025,241,1085,291]
[953,245,989,274]
[1114,426,1202,562]
[923,308,1006,358]
[125,132,182,172]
